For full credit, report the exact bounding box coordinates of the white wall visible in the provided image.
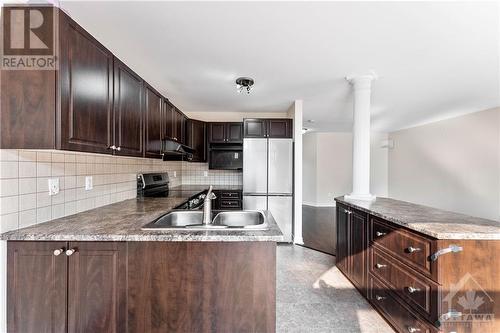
[388,108,500,220]
[288,101,304,244]
[302,131,388,207]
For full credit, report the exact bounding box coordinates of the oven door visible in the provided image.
[209,150,243,170]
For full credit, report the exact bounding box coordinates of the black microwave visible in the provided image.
[209,147,243,170]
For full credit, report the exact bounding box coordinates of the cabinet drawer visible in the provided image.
[219,199,241,209]
[370,246,439,322]
[370,217,435,278]
[369,275,437,333]
[220,191,241,200]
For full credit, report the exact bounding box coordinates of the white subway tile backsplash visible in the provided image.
[0,213,18,232]
[0,161,19,179]
[19,178,37,195]
[19,209,36,228]
[0,179,18,197]
[19,194,36,211]
[36,206,52,223]
[0,196,18,215]
[0,149,182,232]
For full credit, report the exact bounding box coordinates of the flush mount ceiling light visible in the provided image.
[236,77,254,94]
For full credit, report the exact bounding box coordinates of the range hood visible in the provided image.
[162,139,194,160]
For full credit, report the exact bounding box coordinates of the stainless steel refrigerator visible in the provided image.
[243,138,293,242]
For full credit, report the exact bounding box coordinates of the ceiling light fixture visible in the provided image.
[236,77,254,94]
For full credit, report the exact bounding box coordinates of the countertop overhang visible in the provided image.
[1,186,283,242]
[336,196,500,240]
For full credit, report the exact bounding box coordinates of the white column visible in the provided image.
[345,74,376,201]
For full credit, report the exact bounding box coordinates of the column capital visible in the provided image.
[345,72,378,90]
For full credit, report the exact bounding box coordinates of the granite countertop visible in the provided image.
[336,196,500,240]
[0,188,282,242]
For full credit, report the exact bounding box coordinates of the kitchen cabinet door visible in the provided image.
[163,100,174,141]
[173,109,186,144]
[59,14,113,153]
[144,84,163,158]
[336,205,349,275]
[244,119,267,138]
[113,59,143,157]
[67,242,127,333]
[349,209,368,296]
[7,241,68,333]
[208,123,227,143]
[226,122,243,143]
[186,119,207,162]
[268,119,293,138]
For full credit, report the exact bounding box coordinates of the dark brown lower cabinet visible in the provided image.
[7,241,276,333]
[336,201,500,333]
[336,204,368,296]
[7,241,68,333]
[7,241,127,333]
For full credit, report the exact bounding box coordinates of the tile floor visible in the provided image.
[277,245,394,333]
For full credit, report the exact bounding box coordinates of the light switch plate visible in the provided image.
[173,171,177,178]
[204,171,208,177]
[48,178,59,196]
[85,176,93,191]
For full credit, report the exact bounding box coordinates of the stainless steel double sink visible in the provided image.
[141,210,269,231]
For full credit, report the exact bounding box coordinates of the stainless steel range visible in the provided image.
[137,172,207,210]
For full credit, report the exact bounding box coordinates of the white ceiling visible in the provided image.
[58,1,500,132]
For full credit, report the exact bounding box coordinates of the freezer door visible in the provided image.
[243,139,268,194]
[268,196,293,243]
[268,139,293,195]
[243,195,267,211]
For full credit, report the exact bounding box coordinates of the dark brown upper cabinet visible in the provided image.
[8,241,127,333]
[113,59,143,157]
[243,118,293,138]
[208,122,243,143]
[162,101,187,144]
[58,12,114,153]
[186,119,207,162]
[144,84,163,158]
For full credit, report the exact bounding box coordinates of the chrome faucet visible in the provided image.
[202,186,217,225]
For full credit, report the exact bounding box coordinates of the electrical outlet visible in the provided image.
[48,178,59,196]
[85,176,93,191]
[204,171,208,177]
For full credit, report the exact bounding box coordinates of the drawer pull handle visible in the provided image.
[430,245,463,261]
[53,248,65,256]
[375,263,387,269]
[407,327,421,333]
[406,246,421,253]
[344,209,352,215]
[436,311,463,327]
[65,248,77,256]
[375,295,386,301]
[375,231,386,237]
[407,286,421,293]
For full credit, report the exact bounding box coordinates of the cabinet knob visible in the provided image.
[375,295,386,301]
[65,248,77,256]
[406,246,421,253]
[407,286,421,294]
[53,248,65,256]
[344,209,352,215]
[375,263,387,269]
[407,327,421,333]
[108,145,116,150]
[375,231,386,237]
[116,146,121,151]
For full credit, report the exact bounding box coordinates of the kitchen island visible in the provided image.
[1,188,283,333]
[335,196,500,333]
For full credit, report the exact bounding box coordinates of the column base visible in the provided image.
[344,193,376,202]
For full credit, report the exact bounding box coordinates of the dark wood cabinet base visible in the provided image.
[7,241,277,333]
